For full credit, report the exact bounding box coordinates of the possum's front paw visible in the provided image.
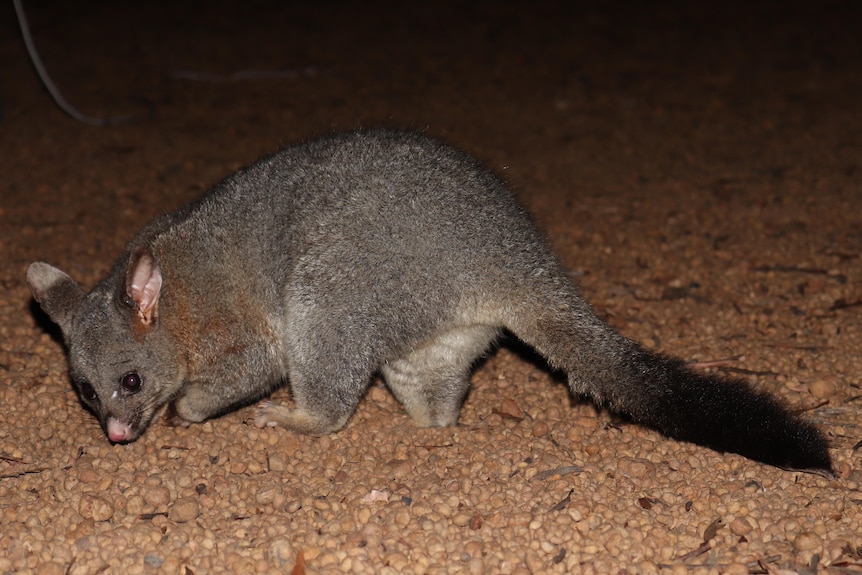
[253,400,347,435]
[167,415,193,428]
[160,402,194,428]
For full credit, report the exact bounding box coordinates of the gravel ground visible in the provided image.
[2,1,861,573]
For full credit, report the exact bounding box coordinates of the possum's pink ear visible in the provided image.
[126,248,162,326]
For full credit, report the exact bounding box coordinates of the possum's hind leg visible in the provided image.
[253,400,352,435]
[382,326,500,427]
[254,358,374,435]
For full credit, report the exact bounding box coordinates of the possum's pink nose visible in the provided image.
[107,417,133,442]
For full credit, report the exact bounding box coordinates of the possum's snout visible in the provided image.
[106,417,135,443]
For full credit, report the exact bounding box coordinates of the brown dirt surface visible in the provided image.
[2,1,862,573]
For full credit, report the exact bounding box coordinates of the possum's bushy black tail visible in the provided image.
[606,344,832,474]
[510,297,833,475]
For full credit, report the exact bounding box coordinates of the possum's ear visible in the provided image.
[126,248,162,327]
[26,262,86,336]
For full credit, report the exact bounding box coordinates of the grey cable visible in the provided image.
[13,0,140,126]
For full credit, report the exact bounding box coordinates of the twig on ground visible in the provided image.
[533,465,583,481]
[677,542,710,561]
[549,488,574,512]
[688,356,742,369]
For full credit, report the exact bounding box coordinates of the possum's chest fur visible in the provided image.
[159,264,286,395]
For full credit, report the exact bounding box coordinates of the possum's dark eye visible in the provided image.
[78,381,98,402]
[121,372,142,394]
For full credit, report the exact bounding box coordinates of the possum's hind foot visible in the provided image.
[253,400,348,436]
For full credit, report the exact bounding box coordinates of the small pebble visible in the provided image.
[793,532,822,551]
[144,555,164,568]
[808,379,836,399]
[143,486,171,508]
[32,561,64,575]
[266,539,294,568]
[268,452,287,472]
[723,563,749,575]
[388,459,413,478]
[77,468,100,483]
[169,497,200,523]
[394,509,411,527]
[729,517,753,536]
[617,457,655,478]
[77,495,114,522]
[531,421,549,437]
[498,398,523,418]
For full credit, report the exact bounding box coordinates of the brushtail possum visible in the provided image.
[26,129,831,474]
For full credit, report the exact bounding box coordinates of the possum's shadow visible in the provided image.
[492,333,631,426]
[28,298,97,417]
[29,298,64,347]
[486,332,578,406]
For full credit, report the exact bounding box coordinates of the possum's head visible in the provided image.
[26,249,182,443]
